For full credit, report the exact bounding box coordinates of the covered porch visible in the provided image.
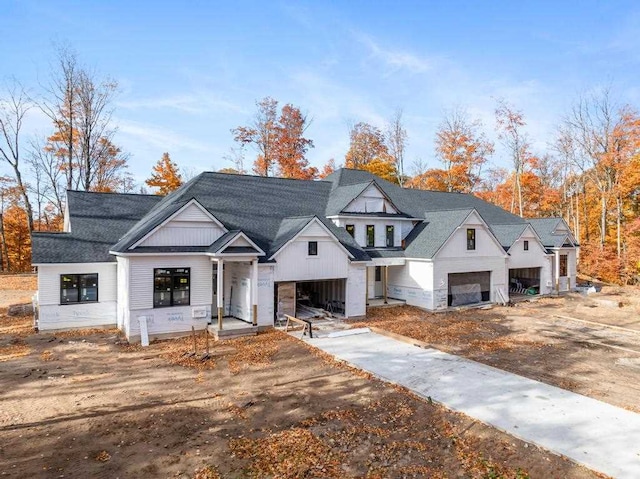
[366,256,406,306]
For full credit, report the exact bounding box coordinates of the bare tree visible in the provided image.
[495,99,529,217]
[385,108,408,186]
[27,136,65,216]
[232,97,279,176]
[0,81,34,232]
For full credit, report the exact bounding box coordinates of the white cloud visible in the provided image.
[352,31,436,75]
[117,119,213,153]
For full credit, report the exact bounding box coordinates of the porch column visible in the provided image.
[217,259,224,329]
[383,266,388,304]
[554,250,560,294]
[365,267,369,306]
[251,260,258,326]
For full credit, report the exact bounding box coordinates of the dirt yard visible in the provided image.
[0,275,601,478]
[359,288,640,413]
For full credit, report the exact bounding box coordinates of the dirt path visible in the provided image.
[0,316,601,479]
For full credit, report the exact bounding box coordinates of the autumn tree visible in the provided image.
[232,98,316,179]
[146,152,183,195]
[40,46,127,192]
[345,122,397,183]
[495,99,530,217]
[0,81,35,233]
[318,159,337,179]
[385,109,408,185]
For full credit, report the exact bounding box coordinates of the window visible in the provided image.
[60,274,98,304]
[366,225,375,247]
[346,224,355,238]
[308,241,318,256]
[524,240,529,251]
[467,228,476,250]
[559,255,568,277]
[154,268,190,308]
[386,225,394,247]
[375,266,381,281]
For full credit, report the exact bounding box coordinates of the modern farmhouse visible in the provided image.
[31,168,578,342]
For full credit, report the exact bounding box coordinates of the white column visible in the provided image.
[251,259,258,326]
[554,250,560,294]
[217,259,224,329]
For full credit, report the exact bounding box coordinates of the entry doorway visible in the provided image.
[374,266,383,297]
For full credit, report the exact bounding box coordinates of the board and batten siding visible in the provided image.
[124,255,213,341]
[137,203,225,248]
[273,222,350,282]
[343,183,398,214]
[257,265,275,326]
[345,263,366,318]
[386,260,435,309]
[37,262,117,330]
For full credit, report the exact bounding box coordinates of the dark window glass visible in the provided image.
[375,266,381,281]
[467,228,476,250]
[60,274,98,304]
[386,225,394,247]
[308,241,318,256]
[524,240,529,251]
[366,225,375,247]
[154,268,190,308]
[346,224,355,238]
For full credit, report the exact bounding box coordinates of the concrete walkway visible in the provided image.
[306,331,640,479]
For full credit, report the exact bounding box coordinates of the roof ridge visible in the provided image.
[67,190,160,198]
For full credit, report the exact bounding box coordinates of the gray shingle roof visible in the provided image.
[527,218,577,248]
[489,224,529,251]
[404,209,474,258]
[32,191,161,263]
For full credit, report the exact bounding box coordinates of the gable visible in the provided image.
[135,201,226,248]
[343,183,399,214]
[437,211,506,259]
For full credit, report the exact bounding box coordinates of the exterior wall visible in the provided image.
[506,231,553,295]
[432,257,507,309]
[273,222,350,281]
[332,217,408,248]
[343,184,398,214]
[437,212,505,259]
[224,261,251,321]
[257,265,274,326]
[37,262,117,330]
[345,263,366,318]
[550,248,578,292]
[386,261,434,309]
[124,255,213,340]
[116,257,130,330]
[138,203,225,248]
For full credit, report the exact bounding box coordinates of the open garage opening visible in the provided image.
[275,279,346,320]
[448,271,491,307]
[509,267,542,297]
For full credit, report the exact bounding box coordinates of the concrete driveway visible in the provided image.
[306,330,640,479]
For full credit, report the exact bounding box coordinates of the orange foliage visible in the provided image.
[345,122,398,184]
[318,159,336,179]
[145,152,183,195]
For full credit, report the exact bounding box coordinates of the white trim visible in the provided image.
[505,224,547,254]
[33,261,117,267]
[269,217,355,260]
[326,215,419,221]
[434,210,508,259]
[129,199,228,250]
[109,251,207,257]
[215,231,266,256]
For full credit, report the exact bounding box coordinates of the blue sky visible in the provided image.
[3,0,640,186]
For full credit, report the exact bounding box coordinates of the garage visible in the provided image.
[509,267,541,296]
[448,272,491,307]
[275,279,346,320]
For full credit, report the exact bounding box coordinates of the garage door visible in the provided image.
[448,272,490,307]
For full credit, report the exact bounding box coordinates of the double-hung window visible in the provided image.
[60,274,98,304]
[386,225,394,247]
[366,225,375,247]
[154,268,190,308]
[308,241,318,256]
[346,224,355,238]
[524,240,529,251]
[467,228,476,250]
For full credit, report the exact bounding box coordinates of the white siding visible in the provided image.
[116,257,130,330]
[386,261,434,309]
[344,184,399,214]
[127,305,211,341]
[345,263,366,318]
[438,211,505,259]
[37,262,117,330]
[257,265,275,326]
[224,262,251,321]
[128,256,213,310]
[332,217,408,248]
[273,223,350,281]
[138,203,225,248]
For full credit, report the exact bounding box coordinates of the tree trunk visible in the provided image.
[600,194,606,249]
[616,196,622,258]
[0,213,11,272]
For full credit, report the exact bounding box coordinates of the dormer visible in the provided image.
[342,182,400,214]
